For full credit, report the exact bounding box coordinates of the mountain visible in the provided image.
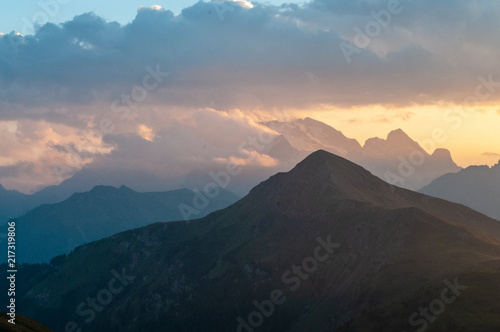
[14,150,500,332]
[264,118,461,190]
[0,167,189,225]
[264,117,362,158]
[15,185,240,263]
[0,118,457,224]
[420,161,500,220]
[354,129,461,190]
[0,184,32,224]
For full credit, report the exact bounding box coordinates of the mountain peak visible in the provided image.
[84,185,139,197]
[302,117,335,129]
[387,128,412,142]
[250,149,396,207]
[118,185,134,192]
[293,149,382,187]
[432,148,452,157]
[296,149,358,170]
[89,185,118,192]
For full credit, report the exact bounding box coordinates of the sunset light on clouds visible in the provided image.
[4,2,500,331]
[0,0,499,193]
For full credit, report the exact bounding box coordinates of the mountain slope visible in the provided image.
[420,161,500,220]
[16,150,500,332]
[15,185,240,263]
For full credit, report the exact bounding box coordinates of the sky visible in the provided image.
[0,0,500,193]
[0,0,297,34]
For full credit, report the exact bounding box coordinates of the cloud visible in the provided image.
[138,124,155,142]
[2,0,500,192]
[0,119,113,192]
[138,5,164,12]
[0,0,499,114]
[59,108,288,194]
[0,162,34,178]
[482,152,500,157]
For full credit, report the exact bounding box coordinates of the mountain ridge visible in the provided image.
[263,118,461,190]
[15,185,240,263]
[14,150,500,332]
[420,160,500,219]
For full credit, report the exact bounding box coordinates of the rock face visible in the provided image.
[15,150,500,332]
[420,160,500,219]
[263,118,461,190]
[353,129,461,190]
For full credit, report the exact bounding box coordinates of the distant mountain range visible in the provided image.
[15,185,240,263]
[420,160,500,220]
[0,117,460,223]
[0,184,34,224]
[264,117,461,190]
[0,168,188,225]
[14,150,500,332]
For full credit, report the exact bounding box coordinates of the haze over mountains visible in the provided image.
[421,161,500,220]
[264,117,461,190]
[14,185,240,263]
[13,150,500,332]
[0,117,461,225]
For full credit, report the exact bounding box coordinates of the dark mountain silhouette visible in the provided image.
[15,185,240,263]
[0,184,32,224]
[0,168,187,225]
[264,118,461,190]
[420,160,500,219]
[14,151,500,332]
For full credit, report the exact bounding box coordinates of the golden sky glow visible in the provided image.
[307,105,500,168]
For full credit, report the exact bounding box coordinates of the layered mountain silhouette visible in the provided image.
[0,117,459,221]
[420,160,500,220]
[0,184,32,224]
[15,151,500,332]
[15,185,239,263]
[0,168,189,225]
[263,117,461,190]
